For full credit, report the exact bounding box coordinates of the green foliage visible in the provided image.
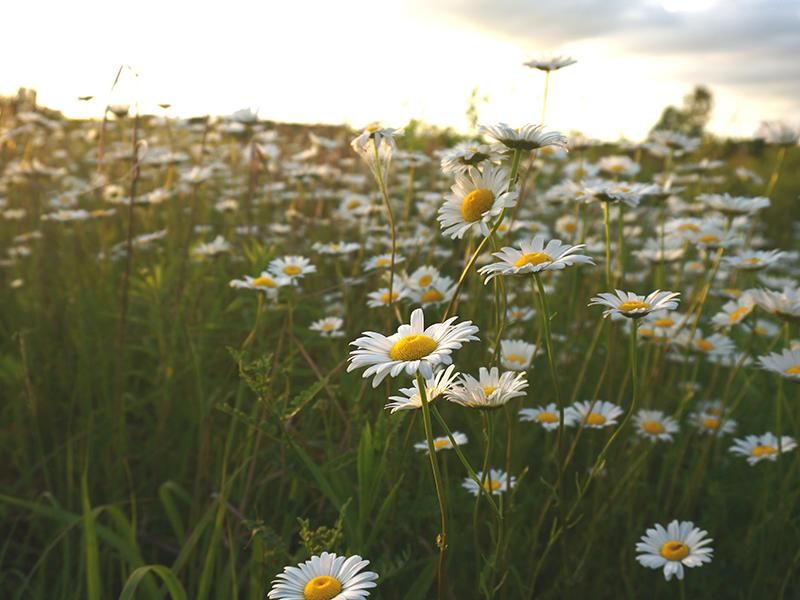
[652,85,714,137]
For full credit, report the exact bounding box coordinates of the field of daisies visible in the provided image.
[2,84,800,599]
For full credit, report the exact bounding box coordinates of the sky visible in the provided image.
[2,0,797,141]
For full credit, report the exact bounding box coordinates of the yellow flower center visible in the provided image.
[380,291,399,304]
[617,301,649,312]
[433,438,451,450]
[639,327,654,337]
[375,257,391,267]
[482,386,496,397]
[677,223,700,232]
[320,322,336,331]
[660,541,690,561]
[785,365,800,376]
[696,339,714,352]
[421,289,444,303]
[460,188,495,222]
[506,353,527,365]
[346,199,362,209]
[564,222,577,233]
[537,412,559,424]
[418,274,433,287]
[389,334,437,361]
[752,445,777,457]
[698,234,720,244]
[586,412,606,426]
[642,420,665,434]
[283,265,302,276]
[743,257,761,265]
[702,417,720,430]
[251,275,276,288]
[483,479,503,492]
[653,318,674,328]
[514,252,552,268]
[303,575,342,600]
[729,306,751,323]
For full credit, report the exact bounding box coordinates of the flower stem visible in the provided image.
[372,143,401,323]
[602,201,612,289]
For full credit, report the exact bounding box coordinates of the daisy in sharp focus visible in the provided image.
[446,367,528,409]
[520,402,576,431]
[729,433,798,464]
[477,236,594,283]
[462,469,516,496]
[268,551,378,600]
[414,431,468,453]
[635,520,713,581]
[634,410,679,442]
[568,400,624,429]
[437,165,518,239]
[348,309,478,387]
[589,289,680,319]
[759,348,800,383]
[479,123,568,152]
[384,365,460,414]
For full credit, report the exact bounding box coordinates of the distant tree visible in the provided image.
[465,86,487,133]
[651,85,713,137]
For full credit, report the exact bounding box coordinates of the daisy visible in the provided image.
[408,276,455,307]
[635,520,713,581]
[462,469,516,496]
[366,286,410,308]
[363,253,404,271]
[405,266,441,290]
[229,272,287,298]
[350,124,402,179]
[756,121,799,146]
[689,401,737,437]
[268,255,316,282]
[506,305,536,323]
[568,400,624,429]
[437,165,518,239]
[479,123,568,152]
[268,551,378,600]
[589,289,680,319]
[413,431,468,453]
[439,141,500,174]
[597,155,640,177]
[519,402,576,431]
[634,410,679,442]
[385,365,460,413]
[759,348,800,382]
[686,332,736,357]
[310,317,345,338]
[722,250,785,271]
[730,433,798,464]
[500,339,537,371]
[710,299,755,329]
[750,286,800,322]
[312,241,361,256]
[477,236,593,283]
[192,235,231,258]
[698,193,770,215]
[523,55,577,71]
[446,367,528,409]
[348,309,479,387]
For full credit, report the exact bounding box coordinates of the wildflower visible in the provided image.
[520,402,576,431]
[597,155,640,177]
[689,401,737,436]
[310,317,345,338]
[312,241,361,256]
[523,55,577,71]
[686,332,736,357]
[722,250,785,271]
[711,298,755,329]
[698,193,770,215]
[363,253,403,271]
[385,365,460,413]
[414,431,468,453]
[589,289,680,319]
[351,124,402,180]
[446,367,528,409]
[348,308,478,387]
[759,348,800,383]
[366,286,410,308]
[477,236,593,283]
[268,255,316,283]
[499,339,537,371]
[750,287,800,322]
[462,469,516,496]
[268,551,378,600]
[229,272,287,299]
[729,433,798,464]
[192,235,231,258]
[634,410,679,442]
[439,141,500,174]
[437,165,518,239]
[568,400,624,429]
[479,123,568,152]
[408,276,455,307]
[635,520,713,581]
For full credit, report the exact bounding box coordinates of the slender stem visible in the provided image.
[372,143,400,322]
[541,71,551,124]
[765,145,787,199]
[602,201,612,290]
[417,372,448,599]
[616,203,625,286]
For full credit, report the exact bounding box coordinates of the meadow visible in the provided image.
[1,86,799,599]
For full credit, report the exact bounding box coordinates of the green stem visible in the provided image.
[372,142,400,322]
[602,201,612,290]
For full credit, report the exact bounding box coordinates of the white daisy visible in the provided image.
[689,401,737,437]
[268,551,378,600]
[229,272,288,299]
[635,520,713,581]
[633,410,679,442]
[750,286,800,322]
[437,165,518,239]
[414,431,468,453]
[479,123,568,151]
[477,236,594,283]
[310,317,345,338]
[384,365,460,413]
[363,253,403,271]
[698,193,770,215]
[446,367,528,409]
[268,255,316,282]
[462,469,516,496]
[408,275,455,307]
[523,55,577,71]
[710,298,755,329]
[759,348,800,382]
[500,339,537,371]
[366,286,410,308]
[192,235,231,258]
[519,402,576,431]
[439,141,500,174]
[589,289,680,319]
[568,400,624,429]
[722,250,785,271]
[730,433,798,465]
[348,309,479,387]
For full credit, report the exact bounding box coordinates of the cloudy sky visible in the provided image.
[2,0,797,140]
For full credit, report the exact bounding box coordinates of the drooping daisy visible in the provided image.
[635,520,713,581]
[462,469,516,496]
[446,367,528,409]
[634,410,679,442]
[348,309,479,387]
[750,286,800,323]
[437,165,518,239]
[268,255,316,283]
[477,236,594,283]
[519,402,576,431]
[479,123,568,152]
[568,400,624,429]
[350,124,402,180]
[759,348,800,383]
[413,431,468,453]
[589,289,680,319]
[500,339,537,371]
[267,551,378,600]
[729,433,798,465]
[385,365,460,413]
[310,317,345,338]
